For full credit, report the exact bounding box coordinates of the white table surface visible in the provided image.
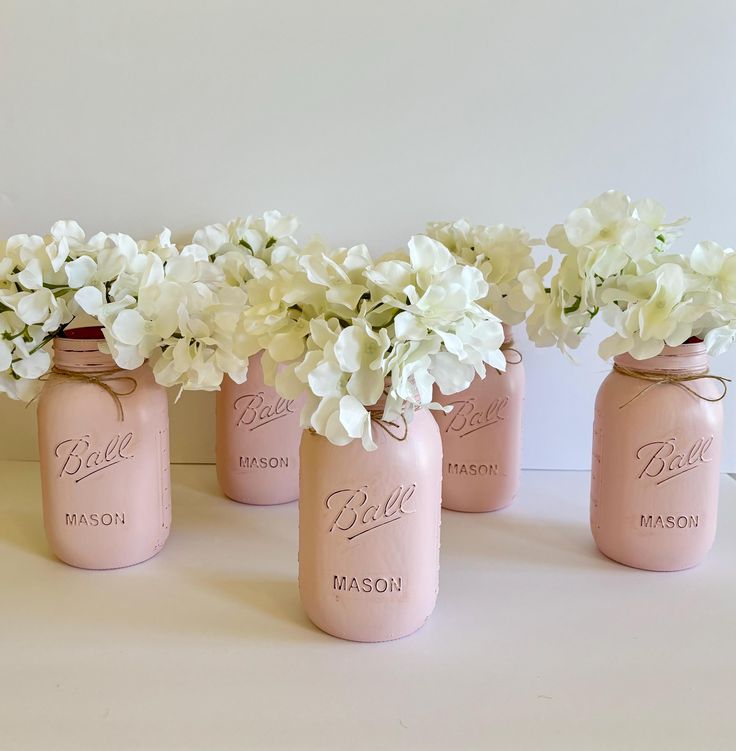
[1,462,735,751]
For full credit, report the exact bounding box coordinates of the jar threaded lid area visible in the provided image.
[613,342,708,377]
[53,327,117,373]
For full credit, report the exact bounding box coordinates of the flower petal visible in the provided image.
[111,309,146,346]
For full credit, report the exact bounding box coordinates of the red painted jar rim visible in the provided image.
[59,326,106,341]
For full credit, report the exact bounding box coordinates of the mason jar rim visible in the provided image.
[613,340,708,376]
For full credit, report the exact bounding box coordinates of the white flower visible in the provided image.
[64,255,98,288]
[525,192,736,362]
[0,371,43,401]
[73,285,105,315]
[426,219,540,323]
[16,258,45,290]
[558,190,683,260]
[111,309,147,346]
[193,211,299,267]
[334,320,390,406]
[704,324,736,356]
[12,348,52,379]
[50,220,85,243]
[0,221,204,400]
[94,213,302,394]
[688,241,736,301]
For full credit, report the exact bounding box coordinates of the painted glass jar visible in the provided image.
[433,325,524,512]
[216,352,301,505]
[37,327,171,569]
[591,342,725,571]
[299,407,442,642]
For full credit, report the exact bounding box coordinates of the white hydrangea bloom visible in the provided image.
[86,212,300,394]
[0,217,246,400]
[258,234,506,450]
[0,222,171,400]
[426,218,540,324]
[523,190,736,361]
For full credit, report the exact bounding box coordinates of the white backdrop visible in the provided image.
[1,0,735,468]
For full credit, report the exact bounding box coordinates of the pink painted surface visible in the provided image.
[216,352,302,505]
[591,342,724,571]
[433,326,524,512]
[298,408,443,642]
[37,328,171,570]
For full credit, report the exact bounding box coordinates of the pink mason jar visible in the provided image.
[216,352,301,505]
[299,407,443,642]
[591,342,725,571]
[37,328,171,570]
[433,325,524,512]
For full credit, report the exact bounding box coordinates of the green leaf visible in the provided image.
[563,296,581,315]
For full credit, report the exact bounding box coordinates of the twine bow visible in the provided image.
[501,339,523,365]
[367,407,408,441]
[40,367,137,421]
[613,363,730,409]
[306,405,409,442]
[494,338,523,373]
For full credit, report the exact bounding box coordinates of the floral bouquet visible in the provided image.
[522,189,736,359]
[0,212,302,400]
[241,233,508,449]
[77,211,300,393]
[0,221,176,400]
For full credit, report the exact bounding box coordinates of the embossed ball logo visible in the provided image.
[234,391,296,431]
[636,436,714,485]
[54,433,135,483]
[325,484,416,540]
[441,396,508,438]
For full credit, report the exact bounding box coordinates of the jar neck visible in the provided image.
[53,327,117,373]
[613,342,709,377]
[501,323,513,345]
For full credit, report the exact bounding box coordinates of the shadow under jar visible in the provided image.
[215,352,302,505]
[591,341,725,572]
[433,324,524,512]
[37,327,171,569]
[298,405,442,642]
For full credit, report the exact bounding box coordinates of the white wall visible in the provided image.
[1,0,735,468]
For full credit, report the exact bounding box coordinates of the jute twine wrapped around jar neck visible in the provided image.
[307,385,410,443]
[366,406,408,441]
[39,367,137,421]
[612,363,730,409]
